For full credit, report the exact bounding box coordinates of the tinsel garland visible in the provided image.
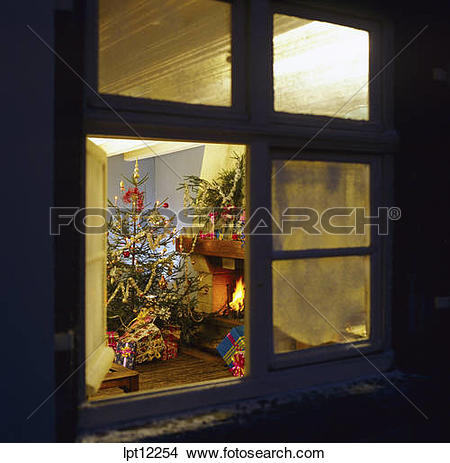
[106,254,174,306]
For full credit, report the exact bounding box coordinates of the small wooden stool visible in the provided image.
[100,363,139,393]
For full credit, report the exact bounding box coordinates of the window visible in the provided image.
[272,160,370,250]
[273,14,369,119]
[78,0,394,432]
[273,256,370,353]
[271,158,372,354]
[98,0,232,106]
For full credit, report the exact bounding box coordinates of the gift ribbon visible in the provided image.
[226,333,245,377]
[231,351,245,377]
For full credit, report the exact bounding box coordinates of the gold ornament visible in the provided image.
[133,159,140,183]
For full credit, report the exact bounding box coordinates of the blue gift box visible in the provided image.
[217,325,245,369]
[114,341,137,370]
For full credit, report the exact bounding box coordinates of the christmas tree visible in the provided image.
[106,159,205,343]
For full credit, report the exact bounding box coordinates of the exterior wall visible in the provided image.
[1,0,55,442]
[392,9,450,376]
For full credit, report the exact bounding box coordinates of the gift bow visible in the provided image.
[125,307,155,333]
[119,345,133,357]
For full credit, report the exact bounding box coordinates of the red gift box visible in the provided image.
[107,331,119,351]
[161,340,178,361]
[161,325,181,361]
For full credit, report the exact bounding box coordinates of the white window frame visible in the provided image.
[78,0,395,433]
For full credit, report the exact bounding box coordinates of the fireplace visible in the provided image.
[194,255,244,314]
[176,237,245,351]
[177,237,244,313]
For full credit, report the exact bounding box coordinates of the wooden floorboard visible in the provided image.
[91,350,231,401]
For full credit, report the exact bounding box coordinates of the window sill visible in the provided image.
[78,349,393,435]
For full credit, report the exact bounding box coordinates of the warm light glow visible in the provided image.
[273,16,369,120]
[87,137,157,155]
[98,0,232,106]
[229,277,245,312]
[87,137,204,159]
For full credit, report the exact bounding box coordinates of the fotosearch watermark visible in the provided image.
[49,206,401,237]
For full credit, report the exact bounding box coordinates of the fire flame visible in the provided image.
[229,277,245,312]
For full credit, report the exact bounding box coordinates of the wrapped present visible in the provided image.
[128,313,155,332]
[106,331,119,351]
[121,322,165,364]
[161,325,181,343]
[161,325,181,361]
[114,341,137,369]
[217,325,245,376]
[230,349,245,377]
[161,340,178,361]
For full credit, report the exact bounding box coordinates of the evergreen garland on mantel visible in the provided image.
[179,152,246,238]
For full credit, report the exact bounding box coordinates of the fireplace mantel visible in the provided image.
[176,236,244,260]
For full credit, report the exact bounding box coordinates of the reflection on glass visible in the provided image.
[273,256,370,353]
[272,160,370,251]
[99,0,231,106]
[273,14,369,120]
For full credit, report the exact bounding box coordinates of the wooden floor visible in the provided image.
[91,349,231,401]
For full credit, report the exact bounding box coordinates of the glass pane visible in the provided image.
[272,160,370,250]
[273,256,370,354]
[99,0,231,106]
[273,14,369,120]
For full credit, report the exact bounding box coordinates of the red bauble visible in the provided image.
[162,202,169,208]
[123,250,130,258]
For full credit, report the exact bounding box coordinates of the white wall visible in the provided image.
[154,145,205,229]
[200,143,244,181]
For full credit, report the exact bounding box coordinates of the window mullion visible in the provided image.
[246,141,272,378]
[272,247,373,260]
[248,0,272,125]
[231,0,247,112]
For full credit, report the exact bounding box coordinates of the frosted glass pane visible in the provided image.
[99,0,231,106]
[272,160,370,250]
[273,256,370,353]
[273,14,369,120]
